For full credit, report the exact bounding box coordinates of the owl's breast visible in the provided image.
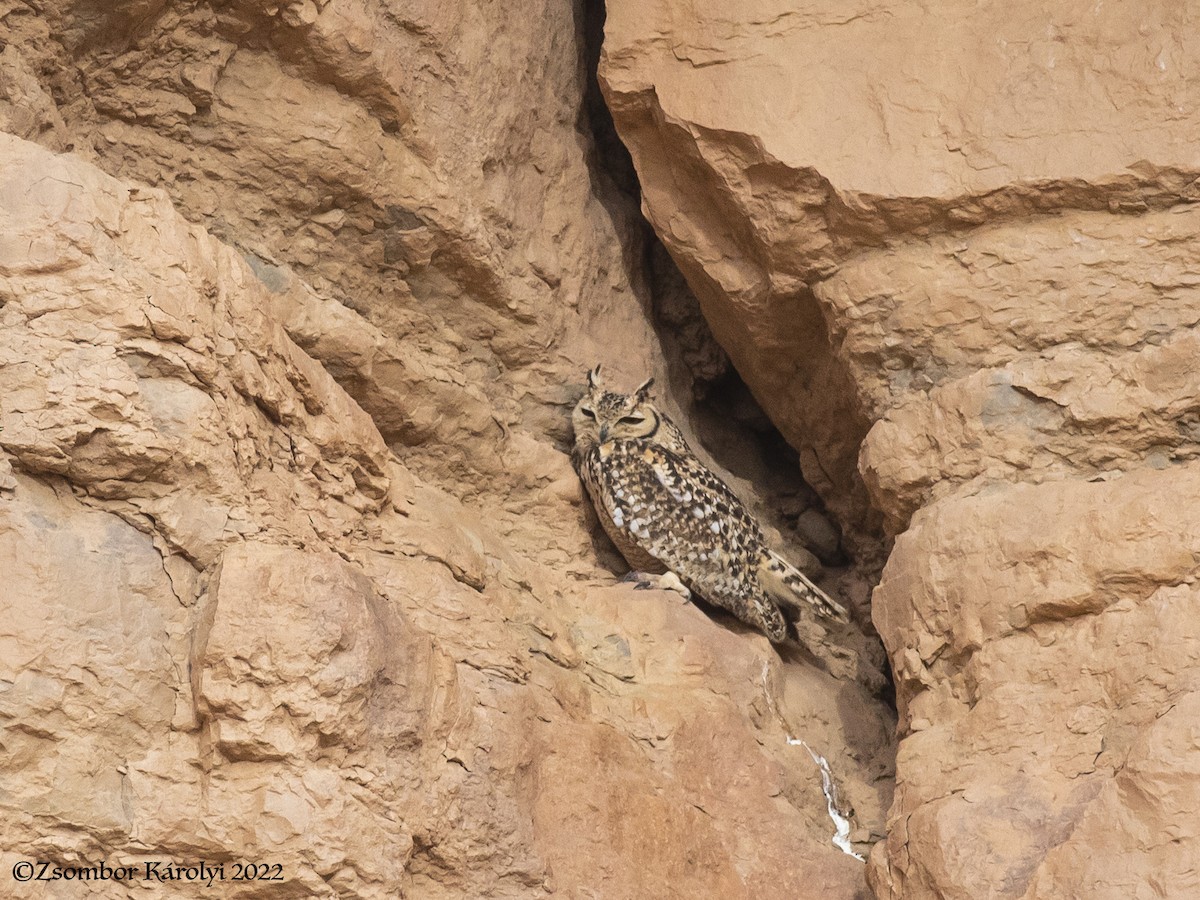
[579,444,668,574]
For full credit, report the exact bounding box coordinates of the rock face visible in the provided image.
[601,1,1200,897]
[17,0,1193,896]
[0,4,892,899]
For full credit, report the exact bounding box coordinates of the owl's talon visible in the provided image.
[621,571,659,592]
[620,571,691,600]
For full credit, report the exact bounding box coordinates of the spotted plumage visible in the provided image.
[571,365,848,643]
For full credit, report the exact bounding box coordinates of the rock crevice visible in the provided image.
[600,1,1200,897]
[0,2,894,898]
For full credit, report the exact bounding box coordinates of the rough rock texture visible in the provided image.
[873,470,1200,899]
[601,1,1200,897]
[0,4,891,898]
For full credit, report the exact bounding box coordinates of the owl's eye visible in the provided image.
[580,407,596,419]
[618,415,645,425]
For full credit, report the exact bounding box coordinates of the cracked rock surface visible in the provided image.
[601,1,1200,897]
[0,3,892,898]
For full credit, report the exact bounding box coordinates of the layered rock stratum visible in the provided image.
[602,1,1200,897]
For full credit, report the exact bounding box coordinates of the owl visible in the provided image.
[571,365,848,643]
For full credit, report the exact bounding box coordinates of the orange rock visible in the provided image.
[0,3,891,896]
[602,1,1200,896]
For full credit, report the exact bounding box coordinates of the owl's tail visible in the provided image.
[759,551,849,622]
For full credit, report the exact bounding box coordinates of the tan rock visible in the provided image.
[0,4,892,894]
[5,0,671,493]
[840,209,1200,531]
[870,468,1200,898]
[602,1,1200,897]
[0,45,69,150]
[195,543,388,761]
[601,0,1200,538]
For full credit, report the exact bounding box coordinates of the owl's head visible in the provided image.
[572,365,661,446]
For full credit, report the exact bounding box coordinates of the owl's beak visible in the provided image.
[599,425,610,442]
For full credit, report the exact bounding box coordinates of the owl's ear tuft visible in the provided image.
[634,377,655,402]
[587,364,603,388]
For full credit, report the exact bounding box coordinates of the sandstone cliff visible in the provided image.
[0,3,892,899]
[7,2,1192,898]
[601,1,1200,897]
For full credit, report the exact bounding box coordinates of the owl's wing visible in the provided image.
[592,441,766,591]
